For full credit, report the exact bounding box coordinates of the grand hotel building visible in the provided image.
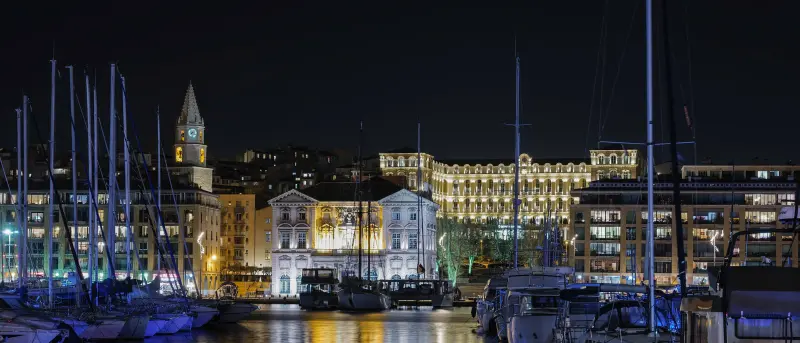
[378,147,638,224]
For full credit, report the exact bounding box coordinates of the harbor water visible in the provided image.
[144,304,492,343]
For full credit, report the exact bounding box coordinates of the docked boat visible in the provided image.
[299,268,339,310]
[502,266,572,343]
[189,304,219,327]
[152,313,191,335]
[197,299,258,324]
[680,220,800,343]
[0,321,67,343]
[476,276,508,337]
[386,279,454,308]
[337,277,391,311]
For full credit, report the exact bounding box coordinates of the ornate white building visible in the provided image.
[268,178,438,295]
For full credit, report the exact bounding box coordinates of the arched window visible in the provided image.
[610,155,617,164]
[391,274,402,280]
[398,157,406,167]
[364,269,378,281]
[598,170,607,179]
[279,275,290,294]
[622,170,632,179]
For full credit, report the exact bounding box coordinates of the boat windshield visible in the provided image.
[519,294,559,315]
[594,302,648,331]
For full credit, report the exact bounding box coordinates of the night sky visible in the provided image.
[2,2,799,164]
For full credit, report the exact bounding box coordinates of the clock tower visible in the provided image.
[173,82,213,191]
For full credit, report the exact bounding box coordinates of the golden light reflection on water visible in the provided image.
[187,305,488,343]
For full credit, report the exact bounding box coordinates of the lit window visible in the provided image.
[180,130,185,142]
[200,148,205,163]
[408,233,418,249]
[175,147,183,163]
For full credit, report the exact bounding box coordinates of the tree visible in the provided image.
[436,218,480,284]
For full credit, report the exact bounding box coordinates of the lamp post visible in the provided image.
[3,229,18,284]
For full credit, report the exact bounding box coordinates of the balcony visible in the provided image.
[314,249,386,256]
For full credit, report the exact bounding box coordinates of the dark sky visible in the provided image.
[2,2,799,164]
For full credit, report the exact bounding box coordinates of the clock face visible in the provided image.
[188,128,198,138]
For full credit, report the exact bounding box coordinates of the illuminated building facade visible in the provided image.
[0,186,222,295]
[378,148,638,225]
[569,164,799,286]
[268,177,438,295]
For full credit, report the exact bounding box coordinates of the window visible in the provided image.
[281,212,290,221]
[298,232,307,249]
[279,275,290,294]
[199,148,205,163]
[265,232,271,242]
[280,232,290,249]
[590,210,620,224]
[298,212,306,222]
[410,212,417,221]
[175,147,183,163]
[391,233,401,249]
[589,226,620,240]
[235,213,242,221]
[392,212,401,221]
[408,233,418,249]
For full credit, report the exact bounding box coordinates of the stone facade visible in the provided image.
[268,183,438,296]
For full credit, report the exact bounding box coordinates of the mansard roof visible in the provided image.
[297,177,403,202]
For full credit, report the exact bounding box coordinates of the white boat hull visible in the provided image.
[153,314,190,335]
[116,315,149,340]
[66,318,125,340]
[214,303,257,323]
[0,323,64,343]
[508,315,558,343]
[190,306,218,328]
[144,319,166,338]
[337,290,391,311]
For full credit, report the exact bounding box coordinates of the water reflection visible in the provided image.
[158,304,493,343]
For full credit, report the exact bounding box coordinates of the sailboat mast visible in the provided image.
[645,0,657,334]
[21,95,28,295]
[48,58,56,307]
[68,65,79,306]
[357,121,363,280]
[417,122,422,278]
[367,198,371,280]
[14,108,21,287]
[660,0,688,298]
[107,63,116,277]
[85,72,94,302]
[512,55,521,269]
[157,108,161,275]
[121,75,132,278]
[92,85,99,290]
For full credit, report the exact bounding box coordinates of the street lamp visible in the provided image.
[2,229,18,284]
